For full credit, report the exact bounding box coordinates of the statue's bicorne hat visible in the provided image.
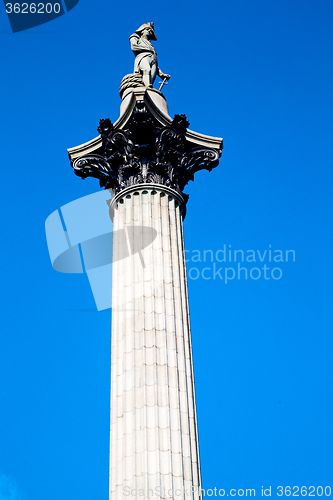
[135,22,157,41]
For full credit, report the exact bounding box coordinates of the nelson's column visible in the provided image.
[68,22,223,500]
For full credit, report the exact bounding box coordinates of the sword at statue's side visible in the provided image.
[158,78,169,91]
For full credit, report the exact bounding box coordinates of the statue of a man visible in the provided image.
[129,22,171,88]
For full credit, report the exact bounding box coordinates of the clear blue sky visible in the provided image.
[0,1,332,499]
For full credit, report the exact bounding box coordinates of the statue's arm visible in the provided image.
[129,34,141,53]
[157,67,171,80]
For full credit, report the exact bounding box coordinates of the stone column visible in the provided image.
[109,184,201,500]
[68,87,222,500]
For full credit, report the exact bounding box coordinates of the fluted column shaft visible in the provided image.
[109,185,201,500]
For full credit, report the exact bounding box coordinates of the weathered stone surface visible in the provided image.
[109,185,201,500]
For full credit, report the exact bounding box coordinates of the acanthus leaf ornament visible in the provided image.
[70,105,221,202]
[72,155,112,189]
